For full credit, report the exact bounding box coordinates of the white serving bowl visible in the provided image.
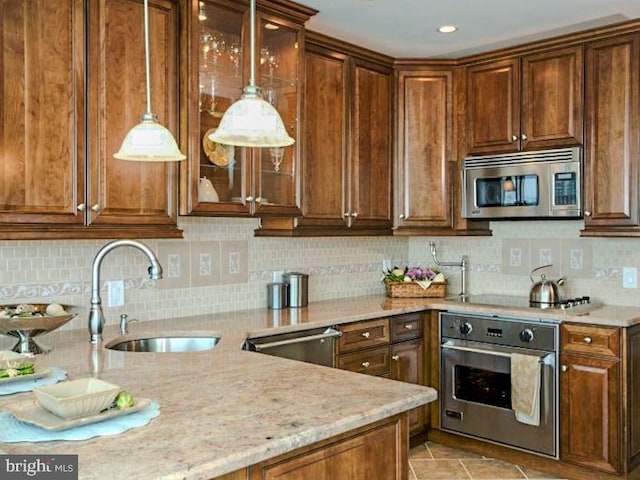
[34,378,120,419]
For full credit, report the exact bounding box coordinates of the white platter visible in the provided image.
[0,368,51,385]
[4,397,150,431]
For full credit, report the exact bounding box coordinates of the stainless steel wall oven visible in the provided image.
[440,312,559,458]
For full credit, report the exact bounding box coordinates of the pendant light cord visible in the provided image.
[143,0,153,116]
[248,0,256,88]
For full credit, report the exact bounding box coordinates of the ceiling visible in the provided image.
[293,0,640,59]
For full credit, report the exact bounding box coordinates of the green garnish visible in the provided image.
[112,391,135,409]
[0,363,35,378]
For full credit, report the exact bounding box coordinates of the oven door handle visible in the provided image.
[441,342,554,365]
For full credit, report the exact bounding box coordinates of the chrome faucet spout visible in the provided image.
[88,239,162,344]
[429,241,469,299]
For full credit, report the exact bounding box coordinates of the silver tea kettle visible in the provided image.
[529,264,566,307]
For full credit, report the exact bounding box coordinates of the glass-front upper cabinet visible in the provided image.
[180,0,315,217]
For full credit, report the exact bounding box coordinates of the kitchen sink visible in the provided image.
[105,333,221,353]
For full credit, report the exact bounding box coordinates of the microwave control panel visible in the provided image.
[553,171,577,206]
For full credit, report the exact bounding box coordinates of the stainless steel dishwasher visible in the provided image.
[244,327,341,367]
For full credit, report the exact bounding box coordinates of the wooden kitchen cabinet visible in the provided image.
[337,318,390,353]
[180,0,314,219]
[390,338,424,436]
[0,0,182,239]
[581,32,640,236]
[248,414,408,480]
[393,64,490,236]
[560,323,621,473]
[258,32,393,236]
[394,67,453,232]
[465,46,583,155]
[336,314,426,436]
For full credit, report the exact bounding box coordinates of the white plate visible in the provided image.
[0,368,51,385]
[4,397,151,431]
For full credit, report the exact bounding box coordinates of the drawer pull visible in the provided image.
[561,365,568,372]
[361,332,370,338]
[584,337,592,344]
[392,355,399,361]
[361,361,370,368]
[403,324,413,330]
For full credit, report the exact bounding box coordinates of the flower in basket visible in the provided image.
[383,266,446,290]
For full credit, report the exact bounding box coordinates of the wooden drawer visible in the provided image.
[337,346,390,376]
[561,323,620,358]
[338,318,390,354]
[390,313,423,343]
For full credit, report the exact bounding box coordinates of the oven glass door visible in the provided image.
[440,339,557,458]
[454,364,511,409]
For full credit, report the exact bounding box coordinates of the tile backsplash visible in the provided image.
[1,217,639,334]
[0,217,406,331]
[412,220,640,307]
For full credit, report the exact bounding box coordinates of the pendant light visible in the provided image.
[209,0,294,148]
[114,0,186,161]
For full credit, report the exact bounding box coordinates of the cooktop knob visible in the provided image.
[519,328,534,343]
[459,322,473,335]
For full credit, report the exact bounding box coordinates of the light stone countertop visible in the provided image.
[0,295,441,480]
[1,293,638,480]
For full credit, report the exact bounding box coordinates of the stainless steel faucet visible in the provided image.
[429,241,468,299]
[88,240,162,343]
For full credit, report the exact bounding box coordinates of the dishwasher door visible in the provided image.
[244,327,341,367]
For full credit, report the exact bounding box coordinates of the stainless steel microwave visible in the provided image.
[462,147,582,219]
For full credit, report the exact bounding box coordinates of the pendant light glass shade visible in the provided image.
[114,113,186,161]
[209,0,294,148]
[114,0,185,162]
[209,86,294,147]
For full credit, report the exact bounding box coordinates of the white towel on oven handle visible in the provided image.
[510,352,541,426]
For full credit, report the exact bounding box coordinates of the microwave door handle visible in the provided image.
[441,342,551,364]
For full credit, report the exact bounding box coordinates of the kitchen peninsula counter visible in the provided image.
[1,293,638,479]
[0,296,441,480]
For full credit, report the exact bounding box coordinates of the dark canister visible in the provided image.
[283,272,308,307]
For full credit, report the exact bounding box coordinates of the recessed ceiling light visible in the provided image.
[437,25,458,34]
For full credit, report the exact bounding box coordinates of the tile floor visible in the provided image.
[409,442,568,480]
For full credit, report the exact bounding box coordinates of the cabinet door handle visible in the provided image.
[404,324,413,330]
[584,336,592,344]
[511,135,518,142]
[245,196,254,202]
[351,212,358,218]
[392,355,399,361]
[584,210,592,217]
[399,214,406,219]
[521,133,528,141]
[361,361,370,368]
[561,365,568,372]
[343,212,350,218]
[91,204,101,212]
[361,331,370,338]
[77,203,86,212]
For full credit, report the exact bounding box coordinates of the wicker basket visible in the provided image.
[385,281,447,298]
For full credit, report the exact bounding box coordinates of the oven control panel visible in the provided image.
[440,312,557,352]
